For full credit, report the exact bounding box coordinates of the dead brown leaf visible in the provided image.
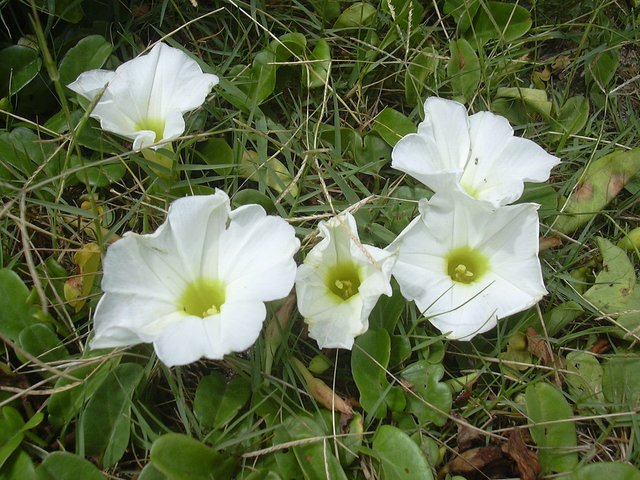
[502,429,541,480]
[447,447,504,474]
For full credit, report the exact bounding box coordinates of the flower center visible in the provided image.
[326,262,361,301]
[135,117,166,142]
[178,278,226,318]
[445,246,489,284]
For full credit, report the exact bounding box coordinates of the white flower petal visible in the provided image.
[152,300,265,366]
[393,96,560,206]
[91,192,298,366]
[418,97,471,170]
[296,212,395,349]
[67,70,115,101]
[70,42,218,151]
[391,190,547,340]
[165,192,230,280]
[219,204,299,302]
[91,293,180,347]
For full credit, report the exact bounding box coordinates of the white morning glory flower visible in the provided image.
[392,97,560,207]
[68,42,219,151]
[388,190,547,340]
[91,190,299,367]
[295,213,396,349]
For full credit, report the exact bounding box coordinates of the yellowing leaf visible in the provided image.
[64,242,101,312]
[239,150,298,197]
[555,148,640,234]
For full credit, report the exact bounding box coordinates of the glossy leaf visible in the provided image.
[280,416,347,480]
[194,372,251,430]
[555,95,590,136]
[525,382,578,473]
[333,3,377,29]
[0,269,41,342]
[565,351,604,404]
[405,47,439,106]
[372,107,416,147]
[269,33,306,62]
[373,425,433,479]
[82,363,144,468]
[17,323,68,365]
[602,356,640,412]
[469,1,532,46]
[352,329,391,418]
[447,39,480,103]
[59,35,113,87]
[565,462,640,480]
[583,238,640,339]
[401,361,452,426]
[35,452,103,480]
[556,148,640,233]
[443,0,479,32]
[304,39,331,89]
[0,46,41,97]
[150,433,235,480]
[239,150,298,197]
[196,137,235,174]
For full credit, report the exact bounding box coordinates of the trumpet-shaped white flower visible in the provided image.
[392,97,560,207]
[91,191,299,366]
[296,213,396,349]
[388,190,547,340]
[68,42,219,151]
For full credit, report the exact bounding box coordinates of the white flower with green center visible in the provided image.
[295,213,396,349]
[392,97,560,207]
[68,42,219,151]
[388,190,547,340]
[91,191,299,366]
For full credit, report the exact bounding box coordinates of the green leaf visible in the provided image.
[17,323,69,365]
[373,425,433,479]
[555,95,590,136]
[540,301,584,337]
[602,356,640,412]
[47,356,119,428]
[35,452,103,480]
[447,39,480,103]
[555,148,640,234]
[583,238,640,338]
[196,137,235,174]
[0,269,42,342]
[368,285,405,333]
[565,351,604,405]
[586,48,619,91]
[239,150,298,197]
[443,0,479,32]
[194,372,251,430]
[565,462,640,480]
[0,46,42,97]
[231,189,276,213]
[304,39,331,89]
[372,108,416,147]
[352,329,391,418]
[525,382,578,473]
[138,463,168,480]
[0,407,26,470]
[469,1,532,46]
[269,33,306,62]
[333,3,377,29]
[1,449,35,480]
[150,433,235,480]
[309,0,341,23]
[280,415,347,480]
[81,363,144,468]
[59,35,113,87]
[401,361,452,426]
[495,87,552,117]
[405,47,439,106]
